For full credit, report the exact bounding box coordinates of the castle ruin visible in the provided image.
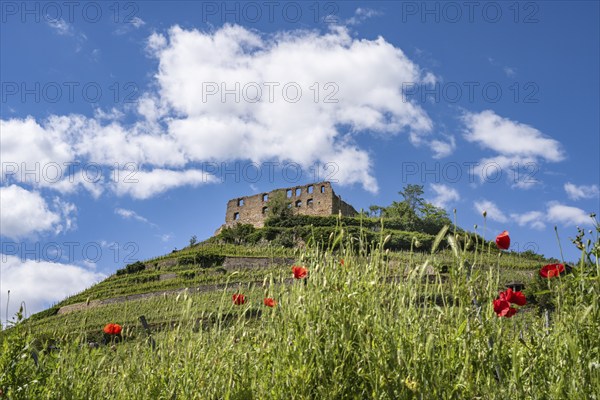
[220,181,358,230]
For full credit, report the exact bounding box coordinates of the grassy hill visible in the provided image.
[2,215,598,399]
[24,215,553,336]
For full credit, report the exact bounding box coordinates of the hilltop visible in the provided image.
[22,210,555,340]
[20,183,561,336]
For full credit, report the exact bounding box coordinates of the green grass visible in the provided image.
[56,264,291,307]
[2,223,598,399]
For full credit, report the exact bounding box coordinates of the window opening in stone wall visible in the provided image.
[234,212,240,220]
[321,185,325,193]
[295,188,301,196]
[262,193,268,201]
[308,185,314,194]
[295,200,302,207]
[237,199,244,206]
[307,198,313,207]
[262,207,268,214]
[287,189,292,198]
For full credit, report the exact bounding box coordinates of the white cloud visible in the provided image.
[114,16,146,35]
[47,19,73,36]
[50,172,105,198]
[547,202,593,226]
[0,116,76,178]
[564,182,600,201]
[94,107,124,121]
[156,233,172,242]
[473,200,594,230]
[509,210,546,230]
[346,7,382,25]
[473,199,508,223]
[148,24,433,193]
[115,208,155,226]
[111,168,218,200]
[472,155,541,189]
[131,17,146,28]
[3,25,437,197]
[430,184,460,209]
[0,185,75,239]
[429,136,456,159]
[0,255,105,323]
[462,110,565,188]
[462,110,564,161]
[503,66,516,77]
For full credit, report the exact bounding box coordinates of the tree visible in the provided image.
[267,190,293,220]
[421,203,450,222]
[369,205,384,217]
[399,184,425,215]
[367,185,451,232]
[189,235,198,247]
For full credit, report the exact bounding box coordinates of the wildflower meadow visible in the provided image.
[1,216,599,399]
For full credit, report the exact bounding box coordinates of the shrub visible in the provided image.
[115,261,146,275]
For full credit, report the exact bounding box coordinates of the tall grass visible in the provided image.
[1,222,599,399]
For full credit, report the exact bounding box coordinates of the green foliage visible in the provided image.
[265,213,450,236]
[367,184,453,234]
[399,183,425,213]
[179,253,226,268]
[179,270,197,279]
[4,224,599,399]
[271,229,296,247]
[177,255,196,266]
[189,235,198,247]
[218,223,257,244]
[267,190,293,220]
[129,274,160,284]
[116,261,146,276]
[27,305,60,322]
[0,308,46,398]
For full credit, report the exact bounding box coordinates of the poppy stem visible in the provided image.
[554,226,566,266]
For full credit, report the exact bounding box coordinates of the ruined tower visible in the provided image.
[220,181,357,230]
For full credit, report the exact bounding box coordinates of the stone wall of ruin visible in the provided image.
[222,181,357,229]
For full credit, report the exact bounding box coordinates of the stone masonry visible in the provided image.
[221,181,358,230]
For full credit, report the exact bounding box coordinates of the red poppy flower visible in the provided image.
[493,299,512,317]
[103,323,122,335]
[340,258,345,266]
[493,288,526,317]
[504,306,517,318]
[539,263,565,278]
[495,231,510,250]
[292,266,308,279]
[263,298,276,307]
[500,288,527,306]
[232,294,246,305]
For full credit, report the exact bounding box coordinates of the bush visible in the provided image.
[115,261,146,275]
[218,223,256,244]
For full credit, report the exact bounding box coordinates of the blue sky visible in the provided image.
[1,1,599,319]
